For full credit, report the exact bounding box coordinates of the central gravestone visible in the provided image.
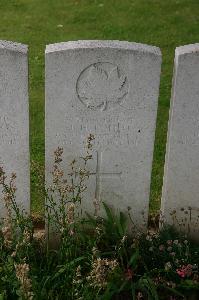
[45,41,161,229]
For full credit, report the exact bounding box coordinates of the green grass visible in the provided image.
[0,0,198,214]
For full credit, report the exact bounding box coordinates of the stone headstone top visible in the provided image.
[175,43,199,55]
[46,40,161,56]
[0,40,28,53]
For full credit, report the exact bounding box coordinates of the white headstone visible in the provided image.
[161,44,199,237]
[45,40,161,229]
[0,41,29,216]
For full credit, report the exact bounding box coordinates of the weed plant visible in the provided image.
[0,135,198,299]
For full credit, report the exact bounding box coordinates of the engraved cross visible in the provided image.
[89,151,122,200]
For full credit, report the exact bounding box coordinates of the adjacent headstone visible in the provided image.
[161,44,199,237]
[0,41,29,216]
[45,40,161,229]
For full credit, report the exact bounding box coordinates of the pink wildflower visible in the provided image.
[167,240,173,245]
[159,244,165,251]
[125,268,133,280]
[176,264,193,278]
[176,269,186,278]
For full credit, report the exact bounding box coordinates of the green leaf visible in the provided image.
[119,211,128,233]
[161,286,185,297]
[179,279,199,290]
[102,202,115,225]
[40,275,52,290]
[139,276,159,300]
[128,249,139,269]
[118,280,128,293]
[85,212,97,226]
[53,256,85,279]
[0,293,5,300]
[131,282,137,298]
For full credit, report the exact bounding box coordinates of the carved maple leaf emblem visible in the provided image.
[78,64,128,111]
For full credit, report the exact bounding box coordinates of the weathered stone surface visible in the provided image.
[45,40,161,229]
[161,44,199,237]
[0,41,29,216]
